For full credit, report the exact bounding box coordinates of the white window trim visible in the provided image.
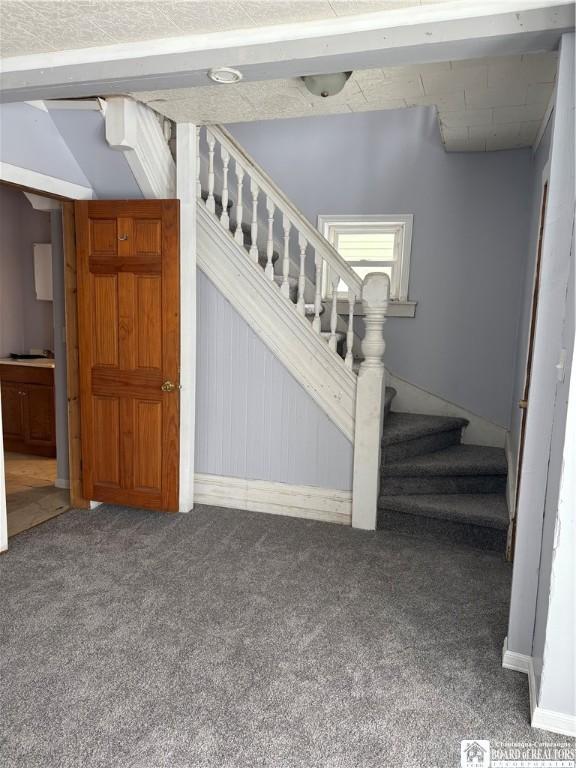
[318,214,415,310]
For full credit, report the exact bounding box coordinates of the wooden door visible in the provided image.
[75,200,180,511]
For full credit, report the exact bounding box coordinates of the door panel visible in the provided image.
[76,200,180,512]
[1,382,25,440]
[24,384,55,445]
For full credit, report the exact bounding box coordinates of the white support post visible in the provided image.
[177,123,197,513]
[352,273,390,530]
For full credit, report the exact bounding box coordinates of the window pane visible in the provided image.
[336,265,393,292]
[335,232,396,262]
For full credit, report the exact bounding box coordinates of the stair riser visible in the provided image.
[380,475,507,495]
[377,510,507,552]
[383,428,462,463]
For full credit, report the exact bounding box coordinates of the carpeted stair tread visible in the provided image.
[381,412,468,446]
[382,444,507,477]
[378,493,509,530]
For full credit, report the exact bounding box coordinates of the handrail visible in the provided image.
[210,125,363,299]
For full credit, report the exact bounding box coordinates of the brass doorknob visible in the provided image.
[161,380,177,392]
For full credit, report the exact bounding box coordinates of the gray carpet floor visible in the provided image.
[0,504,560,768]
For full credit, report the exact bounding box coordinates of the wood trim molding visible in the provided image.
[502,637,576,737]
[197,204,357,441]
[194,473,351,525]
[105,97,175,199]
[62,202,89,509]
[0,162,93,200]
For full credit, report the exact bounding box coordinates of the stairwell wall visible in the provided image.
[227,107,533,429]
[195,270,354,491]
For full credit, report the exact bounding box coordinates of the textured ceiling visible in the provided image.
[133,53,557,152]
[0,0,452,57]
[0,2,557,152]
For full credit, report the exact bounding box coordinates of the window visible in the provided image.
[318,215,414,303]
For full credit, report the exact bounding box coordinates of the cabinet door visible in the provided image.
[23,383,56,449]
[1,382,25,441]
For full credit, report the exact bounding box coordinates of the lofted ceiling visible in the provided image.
[133,53,557,152]
[0,1,453,57]
[0,1,559,152]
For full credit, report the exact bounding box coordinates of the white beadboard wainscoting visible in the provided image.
[195,270,354,492]
[194,474,352,525]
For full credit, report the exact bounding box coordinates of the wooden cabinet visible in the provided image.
[0,363,56,457]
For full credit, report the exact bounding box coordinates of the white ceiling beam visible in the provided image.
[104,96,176,198]
[0,1,573,103]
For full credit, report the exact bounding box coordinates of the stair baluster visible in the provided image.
[313,254,323,334]
[281,215,291,298]
[234,161,244,245]
[296,234,307,315]
[197,125,370,366]
[206,130,216,214]
[220,145,230,229]
[250,179,259,262]
[265,198,275,280]
[345,292,355,369]
[329,272,340,352]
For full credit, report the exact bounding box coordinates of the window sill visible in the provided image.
[335,299,417,318]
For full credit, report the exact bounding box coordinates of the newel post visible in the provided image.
[352,273,390,530]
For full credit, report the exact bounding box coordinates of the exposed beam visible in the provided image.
[0,2,573,103]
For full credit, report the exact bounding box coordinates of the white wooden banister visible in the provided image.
[352,272,390,530]
[197,124,368,374]
[196,127,392,532]
[208,125,362,300]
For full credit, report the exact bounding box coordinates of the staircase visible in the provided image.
[378,388,509,551]
[194,123,509,544]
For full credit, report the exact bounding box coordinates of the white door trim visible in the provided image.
[0,162,93,200]
[176,124,197,513]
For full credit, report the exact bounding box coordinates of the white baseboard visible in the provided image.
[502,637,576,737]
[194,473,351,525]
[388,372,506,448]
[54,478,70,489]
[532,705,576,738]
[502,636,532,674]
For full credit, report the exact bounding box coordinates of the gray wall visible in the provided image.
[50,109,142,199]
[524,33,575,717]
[0,185,53,357]
[0,103,89,186]
[196,270,353,490]
[532,244,574,699]
[0,102,143,199]
[228,107,533,427]
[507,32,575,676]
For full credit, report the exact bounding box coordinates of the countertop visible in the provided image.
[0,357,55,369]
